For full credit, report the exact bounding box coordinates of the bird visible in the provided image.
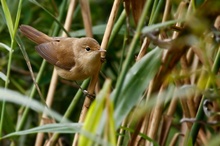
[19,25,106,81]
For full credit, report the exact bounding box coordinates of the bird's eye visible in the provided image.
[85,46,91,51]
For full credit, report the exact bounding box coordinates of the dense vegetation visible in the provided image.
[1,0,220,146]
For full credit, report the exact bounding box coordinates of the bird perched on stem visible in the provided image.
[19,25,106,81]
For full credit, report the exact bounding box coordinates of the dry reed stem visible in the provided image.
[132,116,149,146]
[188,39,214,146]
[195,47,220,145]
[128,116,145,146]
[159,115,173,146]
[188,40,215,144]
[100,0,121,57]
[132,84,153,145]
[35,70,58,146]
[172,2,192,130]
[191,46,212,66]
[170,133,184,146]
[126,91,151,145]
[124,0,154,142]
[179,56,195,123]
[146,2,189,145]
[72,0,121,145]
[116,116,128,146]
[130,0,146,26]
[136,37,150,61]
[160,101,177,145]
[133,0,171,144]
[158,3,187,144]
[146,85,167,146]
[175,1,210,144]
[158,84,177,145]
[79,0,93,37]
[181,55,198,119]
[35,0,77,146]
[162,0,171,22]
[73,0,93,128]
[71,0,94,145]
[143,0,171,145]
[144,0,171,132]
[72,71,99,146]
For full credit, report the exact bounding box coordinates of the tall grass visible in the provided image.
[1,0,220,146]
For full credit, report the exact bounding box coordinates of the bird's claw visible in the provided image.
[83,90,95,100]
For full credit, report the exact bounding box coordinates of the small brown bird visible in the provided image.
[19,25,105,81]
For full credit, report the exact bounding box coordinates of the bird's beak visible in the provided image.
[98,48,106,52]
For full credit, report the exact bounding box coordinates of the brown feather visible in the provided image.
[19,25,52,44]
[35,38,76,70]
[55,38,77,69]
[19,25,103,81]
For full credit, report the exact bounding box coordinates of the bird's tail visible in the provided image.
[19,25,52,44]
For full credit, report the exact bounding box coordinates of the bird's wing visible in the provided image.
[35,38,76,70]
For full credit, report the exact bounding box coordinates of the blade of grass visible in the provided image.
[78,79,113,146]
[112,47,162,128]
[15,0,68,135]
[0,0,23,139]
[48,79,90,145]
[142,19,184,34]
[0,72,7,82]
[12,0,23,39]
[15,35,48,131]
[0,42,12,52]
[1,123,82,139]
[112,0,154,111]
[0,0,13,39]
[0,88,70,123]
[16,35,45,104]
[73,0,121,145]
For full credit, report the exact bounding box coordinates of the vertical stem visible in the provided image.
[0,0,23,138]
[189,45,220,145]
[0,41,14,137]
[41,0,77,145]
[72,0,121,145]
[100,0,121,57]
[113,0,153,105]
[48,79,89,145]
[80,0,93,37]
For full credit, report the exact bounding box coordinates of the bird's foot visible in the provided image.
[83,90,95,100]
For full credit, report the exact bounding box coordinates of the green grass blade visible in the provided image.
[1,0,14,39]
[0,88,70,123]
[0,42,12,52]
[13,0,23,39]
[112,47,162,128]
[142,19,184,34]
[112,0,154,106]
[1,123,82,139]
[106,94,116,145]
[0,72,7,82]
[79,80,113,146]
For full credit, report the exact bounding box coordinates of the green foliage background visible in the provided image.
[1,0,220,146]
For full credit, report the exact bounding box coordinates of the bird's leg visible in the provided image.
[82,90,95,100]
[74,81,96,100]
